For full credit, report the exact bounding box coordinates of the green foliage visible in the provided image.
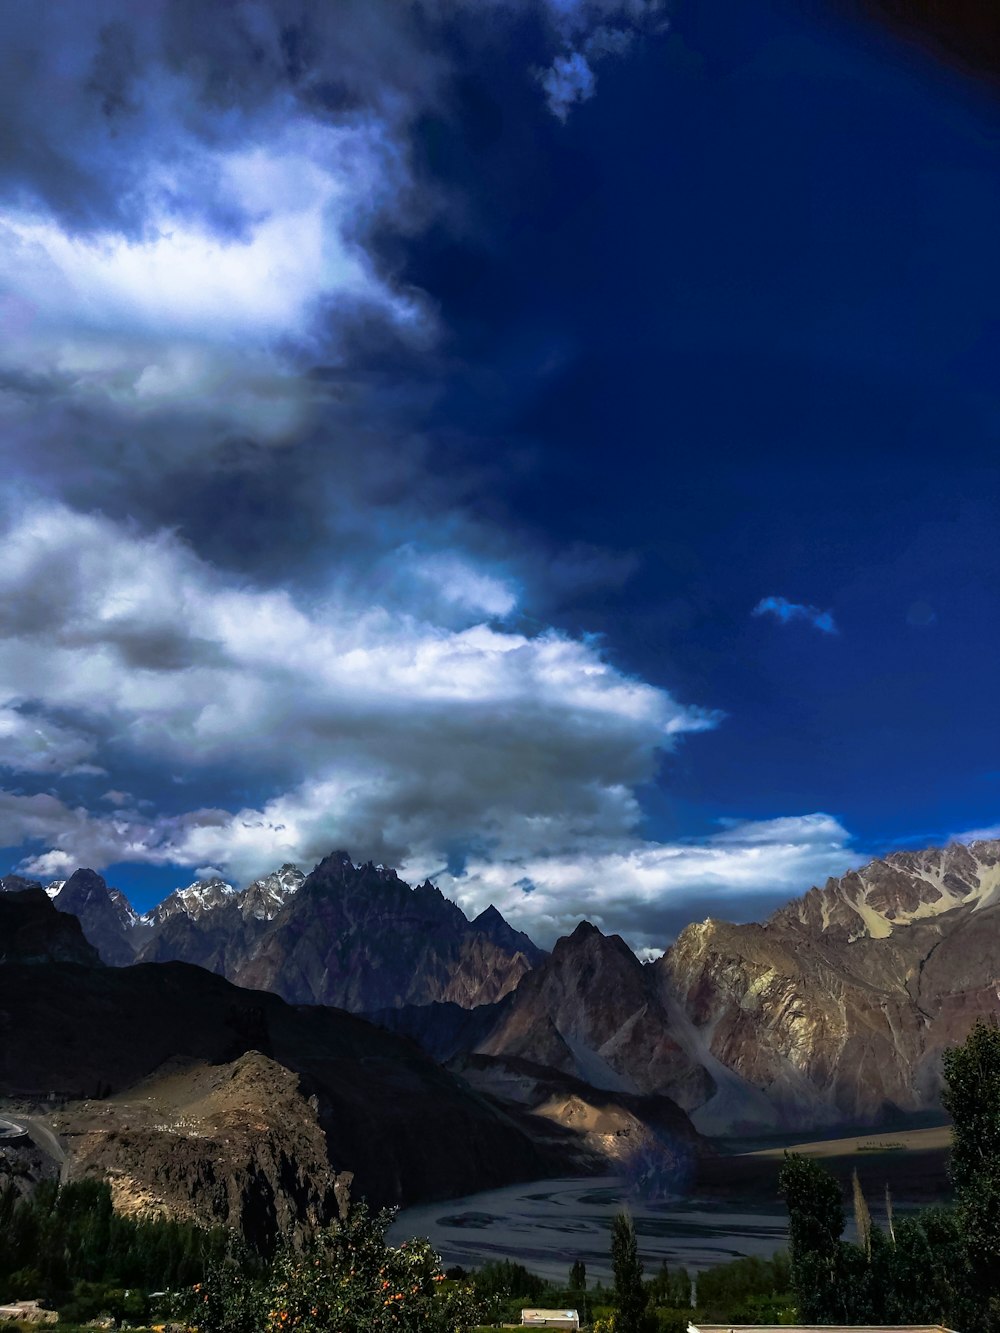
[472,1259,546,1302]
[569,1259,587,1291]
[611,1211,649,1333]
[695,1252,792,1322]
[778,1010,1000,1333]
[195,1202,482,1333]
[778,1151,848,1321]
[646,1260,692,1310]
[0,1179,231,1311]
[942,1015,1000,1322]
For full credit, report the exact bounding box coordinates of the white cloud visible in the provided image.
[431,813,859,949]
[0,502,716,883]
[753,595,838,635]
[0,122,419,349]
[412,552,518,619]
[0,706,97,775]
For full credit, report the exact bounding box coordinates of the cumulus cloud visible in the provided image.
[0,707,99,776]
[432,813,860,949]
[752,595,838,635]
[0,0,790,956]
[0,502,716,882]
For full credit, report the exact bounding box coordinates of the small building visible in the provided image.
[521,1310,580,1330]
[0,1299,58,1324]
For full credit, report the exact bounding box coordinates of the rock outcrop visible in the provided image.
[14,852,545,1015]
[475,922,711,1110]
[55,1052,339,1251]
[47,870,137,966]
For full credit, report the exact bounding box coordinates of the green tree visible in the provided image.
[569,1260,587,1291]
[197,1203,482,1333]
[611,1211,647,1333]
[778,1152,846,1321]
[942,1016,1000,1323]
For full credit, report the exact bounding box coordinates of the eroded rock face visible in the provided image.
[52,870,137,967]
[191,852,544,1012]
[0,951,563,1212]
[657,841,1000,1130]
[57,1053,338,1251]
[474,922,712,1111]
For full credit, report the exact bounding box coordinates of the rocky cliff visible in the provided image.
[55,1052,340,1251]
[0,889,586,1241]
[474,922,712,1111]
[658,839,1000,1130]
[141,852,544,1011]
[51,869,137,966]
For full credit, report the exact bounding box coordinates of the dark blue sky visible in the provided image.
[0,0,997,943]
[407,0,1000,852]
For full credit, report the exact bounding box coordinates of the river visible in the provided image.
[388,1176,788,1283]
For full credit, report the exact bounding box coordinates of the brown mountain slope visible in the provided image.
[54,1052,338,1251]
[472,922,712,1111]
[0,955,560,1208]
[657,840,1000,1130]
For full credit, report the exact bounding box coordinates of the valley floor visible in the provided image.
[391,1123,955,1282]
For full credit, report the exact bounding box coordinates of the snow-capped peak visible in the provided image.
[241,864,305,921]
[145,876,238,927]
[45,879,66,899]
[177,876,237,904]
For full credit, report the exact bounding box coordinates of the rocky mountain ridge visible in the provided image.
[3,854,542,1014]
[8,837,1000,1134]
[371,839,1000,1132]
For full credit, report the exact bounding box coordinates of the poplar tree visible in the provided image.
[611,1211,647,1333]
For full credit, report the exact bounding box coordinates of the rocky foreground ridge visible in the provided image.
[0,887,701,1243]
[0,889,577,1244]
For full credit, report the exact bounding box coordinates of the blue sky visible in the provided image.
[0,0,997,947]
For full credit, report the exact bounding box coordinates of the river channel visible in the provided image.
[388,1176,788,1283]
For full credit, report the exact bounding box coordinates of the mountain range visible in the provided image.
[7,853,542,1011]
[13,837,996,1132]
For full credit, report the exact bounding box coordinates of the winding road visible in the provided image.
[0,1114,68,1179]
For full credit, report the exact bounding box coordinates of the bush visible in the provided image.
[195,1202,483,1333]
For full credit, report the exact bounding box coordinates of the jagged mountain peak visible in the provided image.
[772,837,1000,941]
[550,919,638,966]
[474,903,505,924]
[0,873,43,895]
[241,863,305,921]
[50,868,136,967]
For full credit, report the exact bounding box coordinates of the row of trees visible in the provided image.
[781,1017,1000,1332]
[0,1178,235,1313]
